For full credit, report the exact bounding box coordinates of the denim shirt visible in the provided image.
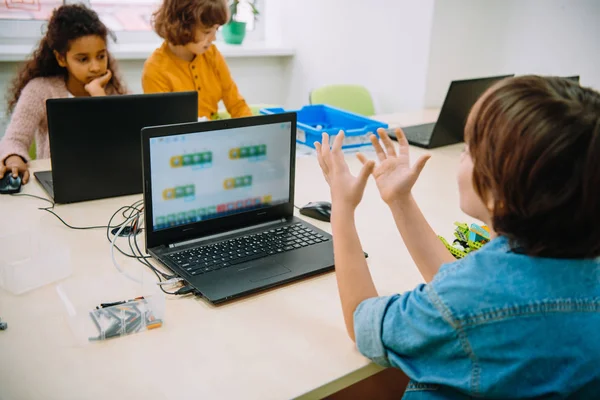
[354,236,600,399]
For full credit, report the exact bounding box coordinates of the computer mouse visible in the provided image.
[0,172,22,194]
[299,201,331,222]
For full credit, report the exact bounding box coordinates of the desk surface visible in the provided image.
[0,109,469,400]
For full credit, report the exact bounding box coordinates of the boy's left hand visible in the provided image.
[315,131,375,211]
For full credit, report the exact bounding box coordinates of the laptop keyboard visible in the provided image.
[399,124,434,145]
[165,223,329,277]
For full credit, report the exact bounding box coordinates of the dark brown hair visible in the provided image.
[465,75,600,258]
[6,4,126,114]
[152,0,229,46]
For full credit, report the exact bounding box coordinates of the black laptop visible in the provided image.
[394,75,514,148]
[34,92,198,204]
[564,75,580,83]
[141,113,336,304]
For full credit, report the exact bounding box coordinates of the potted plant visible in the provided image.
[222,0,259,45]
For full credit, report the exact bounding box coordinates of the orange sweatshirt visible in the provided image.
[142,42,251,119]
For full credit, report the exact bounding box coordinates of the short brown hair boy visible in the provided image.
[465,75,600,259]
[152,0,229,46]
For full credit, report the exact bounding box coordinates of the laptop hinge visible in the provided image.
[168,218,288,249]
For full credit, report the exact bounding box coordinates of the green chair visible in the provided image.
[217,104,278,120]
[309,84,376,116]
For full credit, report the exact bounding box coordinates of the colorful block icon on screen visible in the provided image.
[245,199,253,207]
[207,206,217,215]
[254,197,261,205]
[175,186,186,198]
[156,216,166,226]
[197,208,206,218]
[182,154,194,166]
[185,185,195,196]
[233,145,267,159]
[163,188,175,200]
[262,195,272,204]
[177,212,186,222]
[236,200,244,209]
[170,156,183,168]
[187,210,197,220]
[167,214,176,225]
[224,178,235,190]
[226,175,252,189]
[172,152,212,167]
[217,204,227,213]
[227,203,235,211]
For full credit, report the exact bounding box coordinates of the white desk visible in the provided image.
[0,110,469,400]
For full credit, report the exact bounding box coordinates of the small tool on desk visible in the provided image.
[88,297,161,341]
[96,296,145,309]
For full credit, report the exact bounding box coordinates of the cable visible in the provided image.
[111,214,143,283]
[130,226,170,280]
[127,232,183,296]
[40,207,118,230]
[13,192,121,230]
[174,286,195,296]
[106,202,151,259]
[11,193,54,206]
[120,211,188,296]
[111,212,170,287]
[122,200,144,219]
[15,193,187,295]
[17,194,190,296]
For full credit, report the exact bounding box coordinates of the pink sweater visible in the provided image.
[0,76,119,163]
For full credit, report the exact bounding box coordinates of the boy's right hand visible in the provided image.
[357,128,430,205]
[0,155,29,184]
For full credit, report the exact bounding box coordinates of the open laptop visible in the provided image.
[141,113,336,304]
[394,75,514,148]
[34,92,198,204]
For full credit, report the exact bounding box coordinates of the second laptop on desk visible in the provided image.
[141,113,336,304]
[395,75,514,148]
[397,74,581,149]
[35,91,198,204]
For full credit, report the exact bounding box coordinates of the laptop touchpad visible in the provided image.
[245,261,291,282]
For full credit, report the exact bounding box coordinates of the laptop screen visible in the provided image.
[148,121,293,232]
[432,75,513,147]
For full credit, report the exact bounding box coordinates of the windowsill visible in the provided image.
[0,40,295,62]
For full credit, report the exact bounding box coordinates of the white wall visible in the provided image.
[425,0,600,107]
[277,0,436,114]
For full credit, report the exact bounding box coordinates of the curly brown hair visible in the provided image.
[465,75,600,258]
[6,4,126,114]
[152,0,229,46]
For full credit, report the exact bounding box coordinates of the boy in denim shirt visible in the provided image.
[314,76,600,398]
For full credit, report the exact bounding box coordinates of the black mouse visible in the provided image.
[0,172,22,194]
[299,201,331,222]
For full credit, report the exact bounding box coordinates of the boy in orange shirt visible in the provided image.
[142,0,252,119]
